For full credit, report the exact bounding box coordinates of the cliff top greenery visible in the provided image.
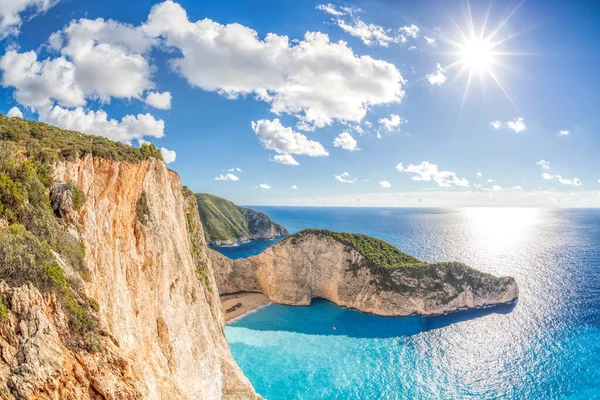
[0,114,141,338]
[289,229,425,269]
[195,193,286,243]
[0,114,163,164]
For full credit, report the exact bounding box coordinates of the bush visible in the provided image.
[0,299,9,323]
[0,224,57,290]
[87,297,100,312]
[136,191,150,224]
[70,183,85,211]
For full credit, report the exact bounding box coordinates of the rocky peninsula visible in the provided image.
[196,193,289,246]
[210,229,519,317]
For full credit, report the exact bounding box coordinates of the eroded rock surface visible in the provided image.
[210,231,519,317]
[1,155,258,399]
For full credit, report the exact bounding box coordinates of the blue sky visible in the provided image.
[1,0,599,206]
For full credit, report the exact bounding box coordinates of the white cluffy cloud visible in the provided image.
[215,173,239,181]
[256,183,271,189]
[252,119,329,164]
[558,129,569,136]
[536,160,551,170]
[476,172,482,178]
[490,117,526,133]
[160,147,176,164]
[2,2,404,142]
[541,173,554,180]
[273,154,300,166]
[145,91,172,109]
[146,1,404,130]
[2,17,157,109]
[336,18,394,47]
[0,16,165,142]
[379,181,391,188]
[7,106,23,118]
[396,161,469,187]
[291,185,298,189]
[227,167,242,172]
[378,114,406,132]
[557,176,583,186]
[426,63,447,86]
[333,132,359,151]
[0,0,58,38]
[541,173,583,186]
[335,172,356,183]
[316,4,420,48]
[424,36,437,46]
[38,106,164,142]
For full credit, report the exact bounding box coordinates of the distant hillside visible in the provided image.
[195,193,289,245]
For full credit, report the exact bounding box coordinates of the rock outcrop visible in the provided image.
[195,193,288,246]
[209,230,519,317]
[0,155,258,399]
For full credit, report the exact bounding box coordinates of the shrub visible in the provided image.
[0,299,9,323]
[65,295,96,333]
[136,191,150,224]
[70,184,85,211]
[87,297,100,312]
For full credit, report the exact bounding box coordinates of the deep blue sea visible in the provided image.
[218,207,600,400]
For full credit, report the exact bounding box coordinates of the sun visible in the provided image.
[431,1,526,114]
[459,37,494,72]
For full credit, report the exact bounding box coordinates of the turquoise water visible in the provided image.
[221,208,600,399]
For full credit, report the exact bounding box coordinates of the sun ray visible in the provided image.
[488,69,521,113]
[487,0,525,42]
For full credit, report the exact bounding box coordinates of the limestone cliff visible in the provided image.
[209,230,519,317]
[0,155,257,399]
[195,193,288,246]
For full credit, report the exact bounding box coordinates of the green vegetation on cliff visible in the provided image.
[288,229,424,269]
[0,113,166,337]
[0,113,163,164]
[287,229,497,297]
[195,193,288,244]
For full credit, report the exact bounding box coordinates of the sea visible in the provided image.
[214,207,600,400]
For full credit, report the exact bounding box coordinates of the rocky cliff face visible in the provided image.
[0,155,257,399]
[209,231,519,317]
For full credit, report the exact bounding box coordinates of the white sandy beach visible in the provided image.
[221,292,270,322]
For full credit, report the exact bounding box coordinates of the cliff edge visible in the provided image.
[196,193,288,246]
[0,115,257,399]
[209,229,519,316]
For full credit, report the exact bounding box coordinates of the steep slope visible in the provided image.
[209,229,519,316]
[0,115,257,399]
[196,193,288,245]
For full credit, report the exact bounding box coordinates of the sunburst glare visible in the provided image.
[435,1,524,114]
[459,37,494,73]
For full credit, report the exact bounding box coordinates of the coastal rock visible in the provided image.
[209,230,519,316]
[196,193,288,246]
[0,155,258,399]
[0,281,142,399]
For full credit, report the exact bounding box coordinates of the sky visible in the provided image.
[1,0,599,207]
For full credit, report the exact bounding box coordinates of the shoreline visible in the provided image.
[221,292,271,323]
